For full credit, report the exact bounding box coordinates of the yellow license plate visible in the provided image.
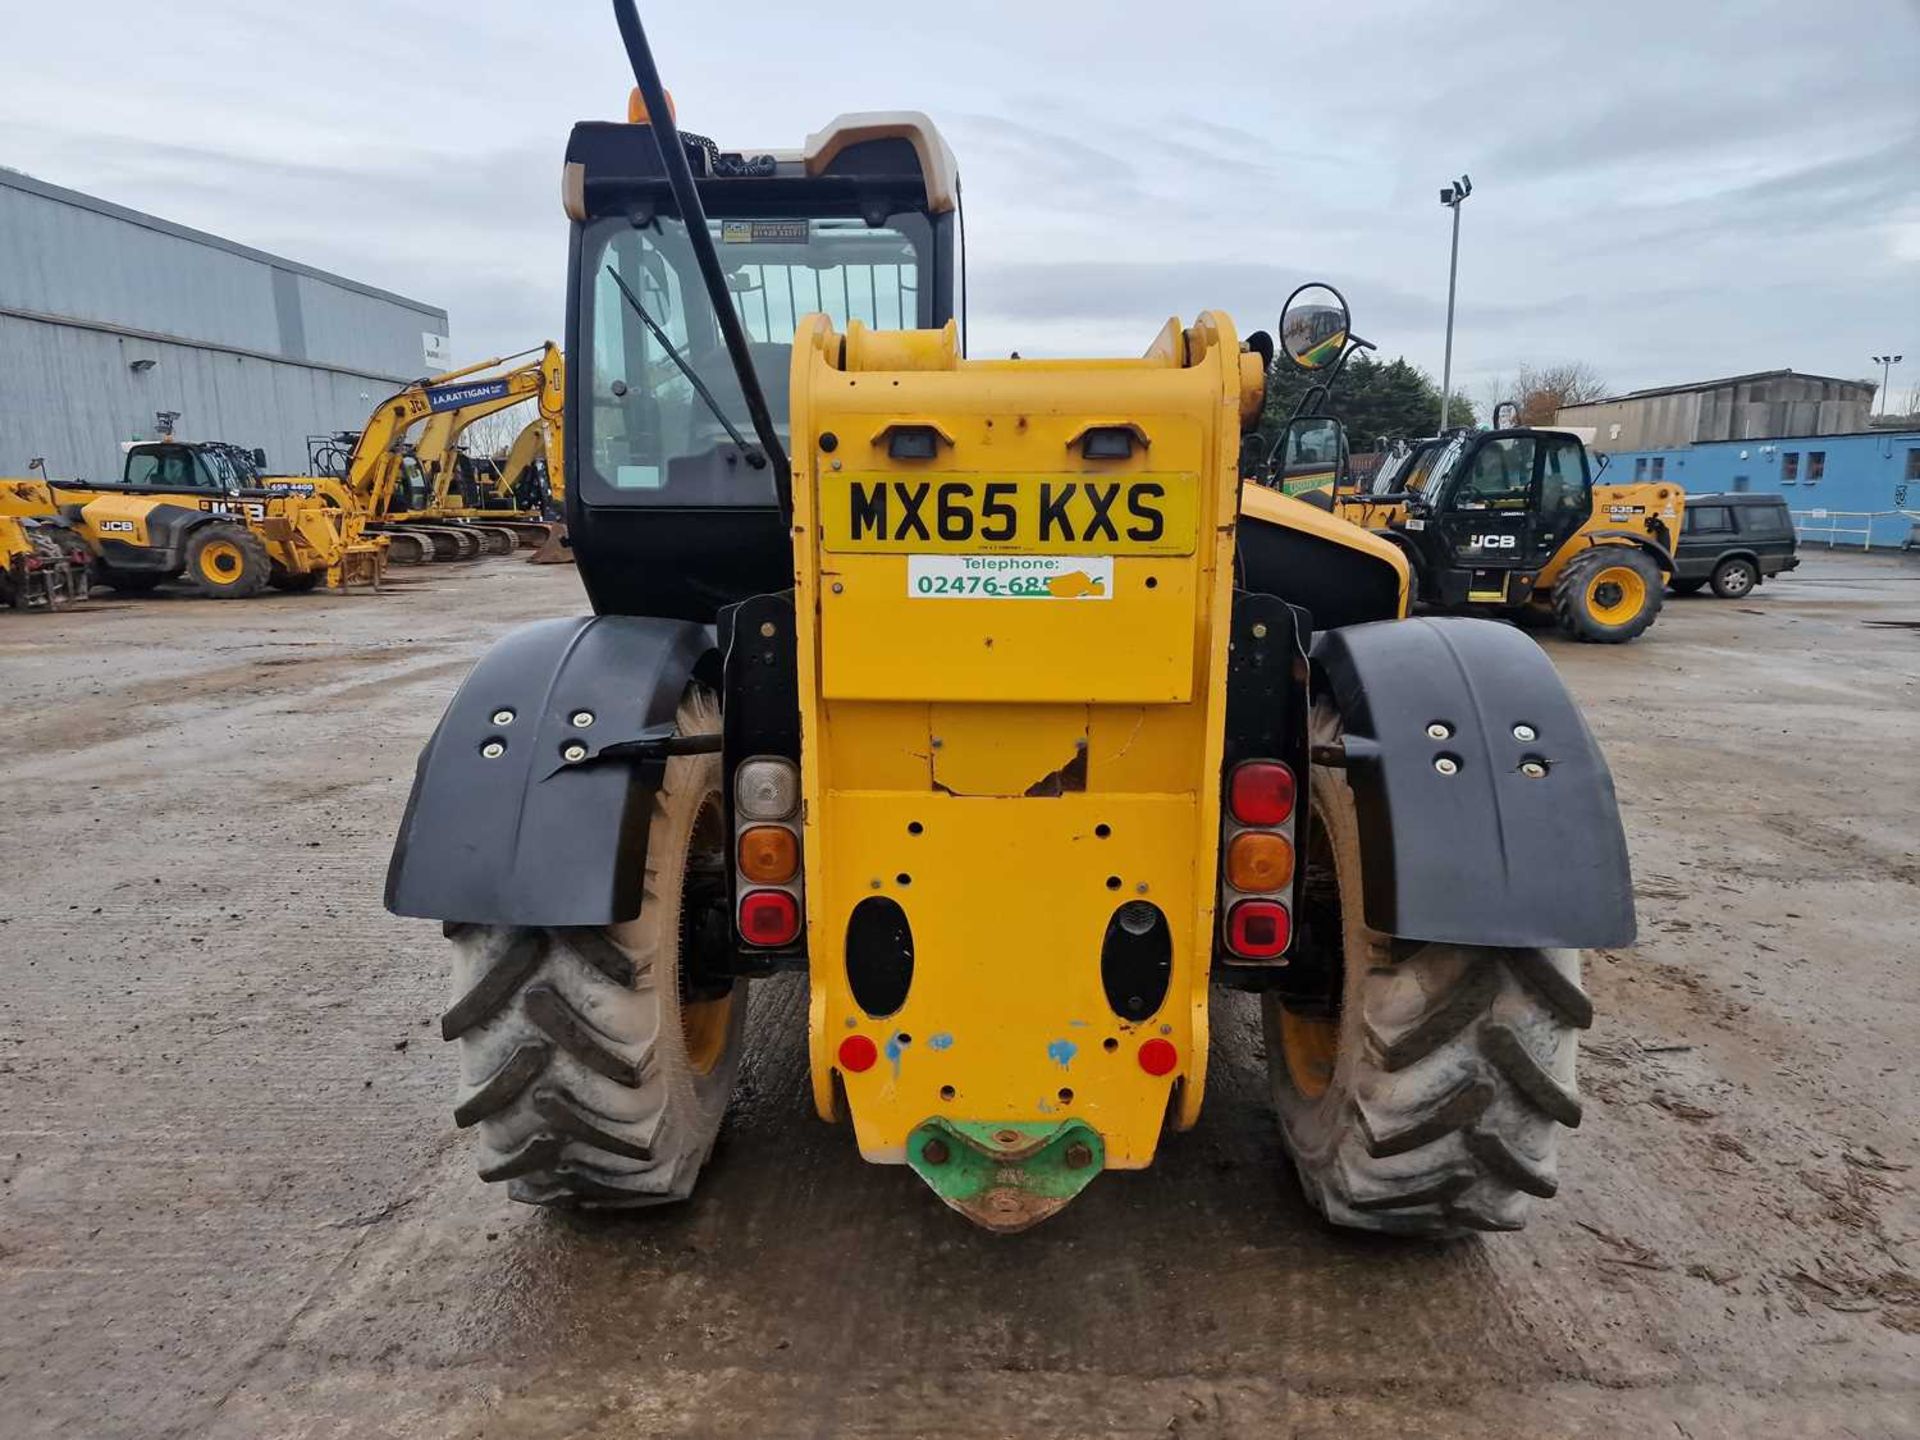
[821,473,1197,555]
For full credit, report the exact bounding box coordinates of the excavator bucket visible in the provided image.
[525,524,573,564]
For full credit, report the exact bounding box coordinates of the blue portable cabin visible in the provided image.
[1595,430,1920,549]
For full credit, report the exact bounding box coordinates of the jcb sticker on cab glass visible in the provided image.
[822,473,1196,555]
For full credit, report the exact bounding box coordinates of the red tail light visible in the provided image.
[1227,899,1291,959]
[1229,762,1295,826]
[1138,1037,1179,1076]
[738,889,800,947]
[838,1034,878,1073]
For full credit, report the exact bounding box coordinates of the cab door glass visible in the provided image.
[1538,436,1590,528]
[1452,436,1535,510]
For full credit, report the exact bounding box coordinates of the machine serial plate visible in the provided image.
[822,473,1197,555]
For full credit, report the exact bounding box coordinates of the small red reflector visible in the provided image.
[1227,899,1291,959]
[738,889,799,947]
[838,1034,878,1073]
[1229,762,1295,826]
[1138,1037,1178,1076]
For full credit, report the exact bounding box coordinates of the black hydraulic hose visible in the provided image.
[609,0,793,522]
[605,265,756,458]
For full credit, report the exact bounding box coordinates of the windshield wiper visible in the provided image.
[603,265,766,470]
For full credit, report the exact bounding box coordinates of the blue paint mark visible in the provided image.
[1046,1039,1078,1070]
[1068,1018,1090,1029]
[884,1033,905,1079]
[927,1032,954,1051]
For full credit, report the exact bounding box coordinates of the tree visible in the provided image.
[1511,362,1607,427]
[1257,353,1475,456]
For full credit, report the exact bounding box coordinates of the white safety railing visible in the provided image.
[1790,509,1920,551]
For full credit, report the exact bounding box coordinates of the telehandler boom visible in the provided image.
[387,1,1635,1236]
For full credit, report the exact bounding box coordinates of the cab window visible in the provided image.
[1455,436,1535,508]
[123,448,204,488]
[1538,435,1590,522]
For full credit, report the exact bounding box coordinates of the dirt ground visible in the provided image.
[1,551,1915,1439]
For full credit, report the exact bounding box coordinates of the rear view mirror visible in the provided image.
[1278,283,1352,371]
[252,448,268,469]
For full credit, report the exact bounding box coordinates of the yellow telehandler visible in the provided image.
[0,441,382,597]
[385,3,1633,1236]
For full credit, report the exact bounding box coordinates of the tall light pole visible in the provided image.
[1439,174,1472,429]
[1871,354,1903,418]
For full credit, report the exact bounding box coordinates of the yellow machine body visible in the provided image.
[790,312,1271,1192]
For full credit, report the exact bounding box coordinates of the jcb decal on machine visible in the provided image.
[97,519,137,533]
[823,474,1197,555]
[1468,533,1517,549]
[198,499,267,520]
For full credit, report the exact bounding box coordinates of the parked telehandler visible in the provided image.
[0,440,383,597]
[386,2,1633,1236]
[1280,412,1682,642]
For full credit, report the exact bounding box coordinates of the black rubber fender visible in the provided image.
[1311,615,1636,950]
[386,615,712,925]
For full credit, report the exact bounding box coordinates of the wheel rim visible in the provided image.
[1585,563,1646,624]
[199,540,244,582]
[1276,796,1343,1102]
[1722,564,1753,595]
[679,797,734,1076]
[1280,1008,1338,1099]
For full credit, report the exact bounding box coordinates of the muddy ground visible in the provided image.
[1,551,1915,1439]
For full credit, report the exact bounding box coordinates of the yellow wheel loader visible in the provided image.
[1278,407,1683,643]
[385,3,1634,1236]
[0,442,382,598]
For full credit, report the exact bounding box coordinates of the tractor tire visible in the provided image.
[1668,578,1707,596]
[1264,723,1592,1237]
[439,692,747,1208]
[97,567,164,594]
[1551,546,1662,643]
[1710,556,1758,600]
[184,522,271,599]
[268,567,322,594]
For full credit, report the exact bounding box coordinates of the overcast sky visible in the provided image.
[6,1,1918,407]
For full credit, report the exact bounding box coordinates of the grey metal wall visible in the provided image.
[0,168,447,482]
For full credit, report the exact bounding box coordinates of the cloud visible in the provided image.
[0,0,1914,401]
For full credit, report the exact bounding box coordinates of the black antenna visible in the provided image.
[609,0,793,522]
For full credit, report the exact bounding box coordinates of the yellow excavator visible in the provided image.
[276,347,566,565]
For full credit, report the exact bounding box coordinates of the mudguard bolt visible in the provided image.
[921,1138,950,1166]
[1513,723,1537,741]
[562,742,589,763]
[759,621,777,637]
[1434,756,1459,776]
[1251,622,1268,638]
[1521,761,1548,779]
[571,710,595,727]
[1426,722,1451,740]
[480,741,506,759]
[491,709,515,726]
[1064,1142,1094,1170]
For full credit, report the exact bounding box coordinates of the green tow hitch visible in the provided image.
[905,1118,1105,1233]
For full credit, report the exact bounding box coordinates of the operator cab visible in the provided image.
[1359,428,1592,607]
[563,102,960,619]
[119,442,254,494]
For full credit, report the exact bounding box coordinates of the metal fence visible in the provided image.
[1790,509,1920,551]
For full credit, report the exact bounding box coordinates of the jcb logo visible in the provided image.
[824,474,1197,556]
[98,519,136,533]
[199,500,266,520]
[1468,534,1516,549]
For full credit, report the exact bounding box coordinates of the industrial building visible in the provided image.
[1598,429,1920,549]
[0,167,447,484]
[1558,370,1877,453]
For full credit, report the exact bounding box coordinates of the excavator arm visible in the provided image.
[410,343,565,514]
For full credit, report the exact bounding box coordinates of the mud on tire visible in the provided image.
[1264,731,1592,1237]
[439,693,747,1207]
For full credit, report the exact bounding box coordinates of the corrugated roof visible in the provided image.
[1561,368,1877,409]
